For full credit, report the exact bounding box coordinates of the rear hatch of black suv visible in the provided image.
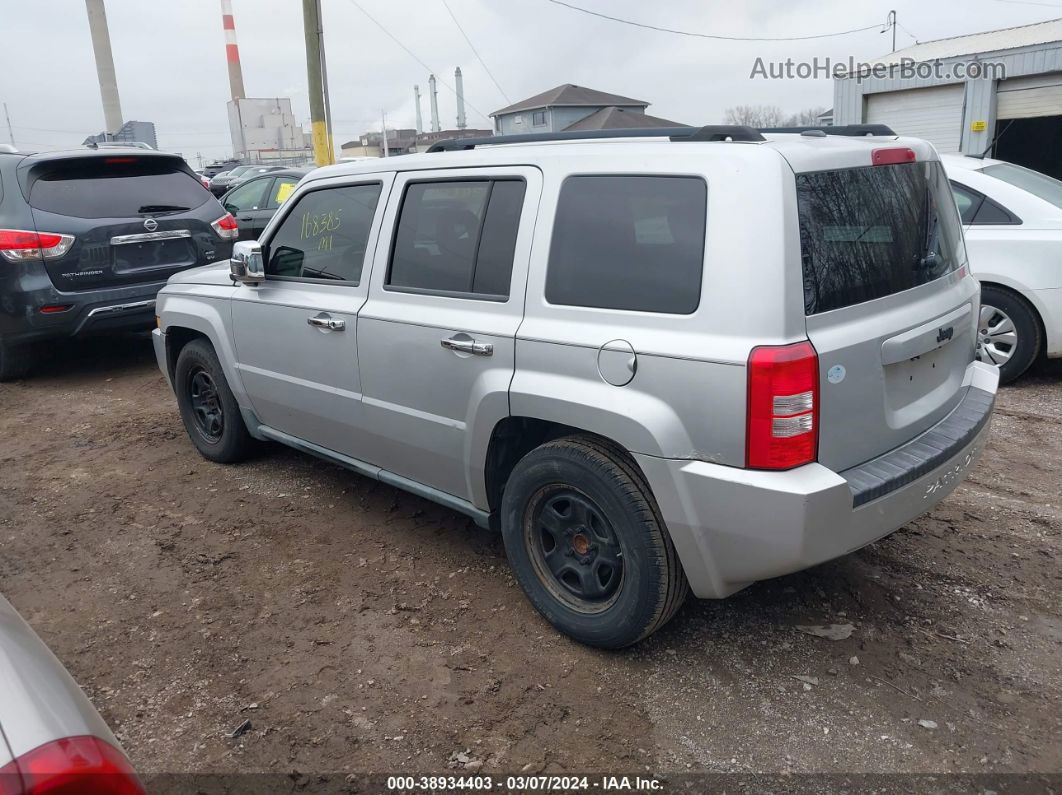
[18,151,235,291]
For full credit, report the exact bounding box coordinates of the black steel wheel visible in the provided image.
[188,367,224,442]
[527,488,624,611]
[502,435,688,648]
[174,338,256,463]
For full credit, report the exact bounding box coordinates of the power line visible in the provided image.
[896,20,921,42]
[440,0,510,104]
[343,0,492,124]
[543,0,884,41]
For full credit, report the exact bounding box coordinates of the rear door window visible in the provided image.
[269,177,300,208]
[387,178,526,299]
[266,183,382,283]
[545,175,707,314]
[29,160,212,218]
[797,161,966,315]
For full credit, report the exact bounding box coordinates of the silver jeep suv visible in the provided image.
[152,125,998,648]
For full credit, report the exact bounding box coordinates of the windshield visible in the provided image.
[982,162,1062,210]
[797,160,966,315]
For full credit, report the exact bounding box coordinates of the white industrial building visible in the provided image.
[833,18,1062,177]
[226,97,310,163]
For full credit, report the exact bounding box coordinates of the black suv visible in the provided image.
[0,148,236,379]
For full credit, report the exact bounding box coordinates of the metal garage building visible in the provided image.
[833,19,1062,177]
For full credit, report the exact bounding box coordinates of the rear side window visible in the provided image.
[545,176,707,314]
[266,183,382,283]
[951,182,1019,225]
[797,161,966,315]
[29,160,212,219]
[982,162,1062,210]
[388,178,526,299]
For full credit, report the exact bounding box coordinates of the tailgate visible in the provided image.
[797,158,979,471]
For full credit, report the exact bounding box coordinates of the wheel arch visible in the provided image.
[159,294,248,405]
[482,416,653,516]
[979,280,1047,358]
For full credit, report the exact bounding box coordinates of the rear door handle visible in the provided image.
[441,334,493,356]
[307,313,345,331]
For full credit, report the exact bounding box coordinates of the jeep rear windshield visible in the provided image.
[797,160,966,315]
[28,159,212,219]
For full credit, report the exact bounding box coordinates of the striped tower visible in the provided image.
[220,0,246,100]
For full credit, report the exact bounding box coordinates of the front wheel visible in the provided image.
[977,285,1042,385]
[501,436,688,649]
[174,338,256,463]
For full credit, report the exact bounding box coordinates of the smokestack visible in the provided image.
[428,74,440,133]
[220,0,246,101]
[414,85,423,134]
[84,0,124,134]
[455,67,467,130]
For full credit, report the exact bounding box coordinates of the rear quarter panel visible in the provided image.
[512,147,803,465]
[0,595,119,760]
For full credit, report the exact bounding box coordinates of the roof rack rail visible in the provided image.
[759,124,897,137]
[425,125,765,152]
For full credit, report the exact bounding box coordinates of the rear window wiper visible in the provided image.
[138,204,190,213]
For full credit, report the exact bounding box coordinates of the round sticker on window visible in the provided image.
[827,364,846,384]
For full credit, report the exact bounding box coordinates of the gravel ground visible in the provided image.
[0,335,1059,784]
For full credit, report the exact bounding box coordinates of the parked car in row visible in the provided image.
[208,164,285,197]
[220,167,309,240]
[0,593,144,794]
[153,126,997,648]
[0,147,237,380]
[943,154,1062,383]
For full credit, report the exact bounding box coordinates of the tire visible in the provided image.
[501,435,688,649]
[978,285,1042,385]
[0,341,32,382]
[174,338,256,463]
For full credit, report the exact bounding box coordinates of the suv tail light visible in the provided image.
[0,229,75,263]
[0,735,145,795]
[211,213,239,240]
[746,341,818,470]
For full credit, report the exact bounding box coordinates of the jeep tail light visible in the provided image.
[0,229,75,263]
[872,147,916,166]
[0,735,145,795]
[746,341,818,470]
[211,213,239,240]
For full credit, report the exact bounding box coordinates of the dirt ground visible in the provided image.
[0,335,1059,784]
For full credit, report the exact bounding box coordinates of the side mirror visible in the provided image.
[230,240,265,284]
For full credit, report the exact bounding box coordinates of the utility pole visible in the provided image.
[316,0,334,162]
[302,0,334,165]
[887,10,897,52]
[381,111,389,157]
[3,103,14,147]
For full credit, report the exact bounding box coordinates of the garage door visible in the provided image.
[997,73,1062,119]
[865,84,965,152]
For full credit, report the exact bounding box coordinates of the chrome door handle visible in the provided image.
[441,334,493,356]
[307,313,345,331]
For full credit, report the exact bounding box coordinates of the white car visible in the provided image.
[942,153,1062,383]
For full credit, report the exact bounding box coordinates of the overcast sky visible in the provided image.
[0,0,1052,165]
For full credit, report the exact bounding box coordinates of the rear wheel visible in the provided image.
[174,339,255,463]
[0,341,32,382]
[501,435,688,649]
[977,285,1042,385]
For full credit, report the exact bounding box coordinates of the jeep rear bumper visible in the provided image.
[635,361,999,599]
